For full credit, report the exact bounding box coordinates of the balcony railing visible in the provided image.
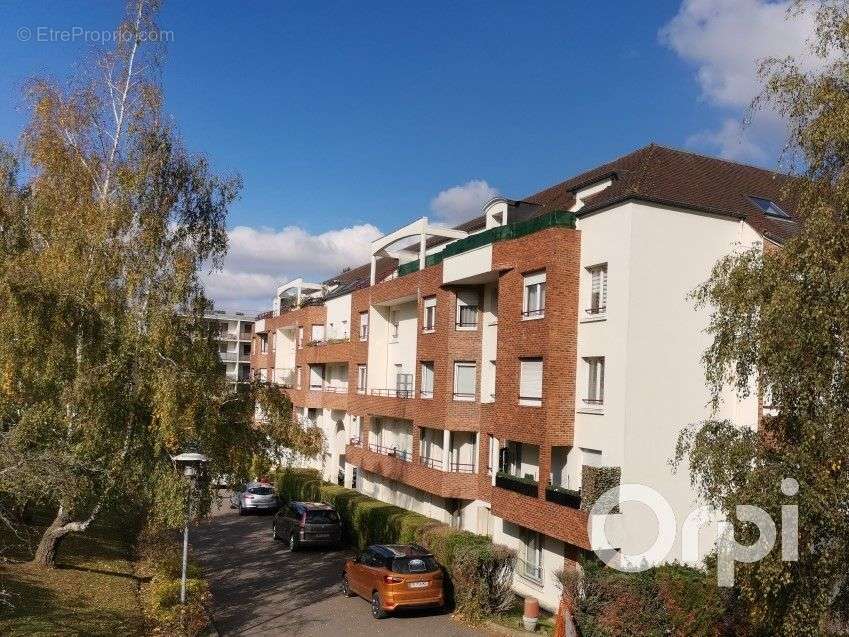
[449,461,475,474]
[421,456,442,470]
[521,308,545,318]
[369,388,413,399]
[369,443,411,462]
[349,436,362,446]
[276,368,296,388]
[582,398,604,408]
[321,385,349,394]
[420,389,433,399]
[495,471,539,497]
[585,305,607,316]
[545,484,582,509]
[219,352,238,362]
[516,558,544,583]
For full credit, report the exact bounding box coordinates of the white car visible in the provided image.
[231,482,278,515]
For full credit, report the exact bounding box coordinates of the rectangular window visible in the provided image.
[359,312,369,340]
[357,364,367,394]
[309,364,325,390]
[519,529,543,582]
[259,368,268,382]
[522,271,546,318]
[453,361,476,401]
[455,290,479,329]
[423,297,437,332]
[311,324,325,342]
[298,326,304,348]
[259,334,268,353]
[519,358,543,406]
[420,362,434,398]
[390,310,400,340]
[584,357,605,408]
[296,366,302,389]
[587,264,608,316]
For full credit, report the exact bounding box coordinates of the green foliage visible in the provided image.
[563,559,735,637]
[580,466,621,513]
[275,468,516,621]
[672,2,849,633]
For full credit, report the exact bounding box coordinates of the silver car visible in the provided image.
[231,482,278,515]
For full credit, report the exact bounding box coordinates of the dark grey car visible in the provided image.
[272,502,342,551]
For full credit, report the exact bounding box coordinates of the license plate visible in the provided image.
[408,581,428,589]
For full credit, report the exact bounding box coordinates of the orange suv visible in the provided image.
[342,544,444,619]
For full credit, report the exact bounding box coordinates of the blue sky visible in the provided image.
[0,1,819,309]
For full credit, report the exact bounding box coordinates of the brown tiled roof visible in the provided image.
[319,143,799,294]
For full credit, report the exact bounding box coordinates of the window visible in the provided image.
[390,310,400,340]
[453,361,476,401]
[258,368,268,382]
[583,357,605,409]
[357,364,367,394]
[587,264,608,316]
[522,271,546,318]
[518,529,543,582]
[519,358,543,406]
[259,334,268,353]
[456,290,479,329]
[749,195,791,219]
[311,324,324,342]
[341,320,349,339]
[423,297,436,332]
[420,362,434,398]
[298,326,303,348]
[296,366,302,389]
[359,312,369,340]
[487,435,496,476]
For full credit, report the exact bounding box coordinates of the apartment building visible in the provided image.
[206,310,254,391]
[250,144,797,609]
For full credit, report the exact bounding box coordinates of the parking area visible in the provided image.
[191,494,491,636]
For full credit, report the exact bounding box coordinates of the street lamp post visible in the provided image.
[171,451,208,606]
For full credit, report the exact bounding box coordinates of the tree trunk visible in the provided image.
[32,507,70,567]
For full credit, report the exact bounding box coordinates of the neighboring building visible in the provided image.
[250,144,797,609]
[206,310,254,390]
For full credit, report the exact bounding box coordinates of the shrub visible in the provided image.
[275,468,516,622]
[560,558,740,637]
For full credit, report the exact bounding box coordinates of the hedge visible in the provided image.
[276,468,516,621]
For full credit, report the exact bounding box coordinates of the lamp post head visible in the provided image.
[171,451,209,479]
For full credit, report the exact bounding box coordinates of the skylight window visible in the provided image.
[749,196,791,219]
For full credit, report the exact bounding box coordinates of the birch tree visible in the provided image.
[0,0,321,567]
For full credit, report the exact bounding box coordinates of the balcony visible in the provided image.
[545,484,582,509]
[448,460,475,474]
[495,472,539,498]
[369,388,413,399]
[421,456,442,470]
[368,442,411,462]
[219,352,238,363]
[276,368,296,388]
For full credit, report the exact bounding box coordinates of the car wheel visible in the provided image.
[289,533,299,551]
[239,505,246,516]
[371,591,387,619]
[341,575,354,597]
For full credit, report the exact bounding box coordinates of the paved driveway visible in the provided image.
[191,495,491,636]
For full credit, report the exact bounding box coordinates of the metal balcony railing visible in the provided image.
[585,305,607,316]
[521,308,545,318]
[369,388,413,399]
[421,456,442,470]
[369,443,411,462]
[219,352,238,362]
[449,461,475,474]
[516,558,544,583]
[582,398,604,406]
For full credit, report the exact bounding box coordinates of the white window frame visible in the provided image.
[296,366,302,389]
[359,312,369,341]
[585,263,608,320]
[420,361,434,398]
[522,271,546,320]
[311,324,325,343]
[357,364,367,394]
[455,291,479,331]
[423,297,437,332]
[298,326,304,348]
[519,357,543,407]
[453,361,477,401]
[259,333,268,354]
[581,356,605,413]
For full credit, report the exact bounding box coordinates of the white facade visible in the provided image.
[207,310,254,390]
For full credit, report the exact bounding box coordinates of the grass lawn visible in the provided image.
[0,506,146,636]
[491,598,557,636]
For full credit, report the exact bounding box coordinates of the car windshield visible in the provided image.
[248,486,274,495]
[391,556,438,574]
[306,510,339,524]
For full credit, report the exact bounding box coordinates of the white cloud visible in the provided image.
[202,223,382,312]
[660,0,822,161]
[430,179,499,225]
